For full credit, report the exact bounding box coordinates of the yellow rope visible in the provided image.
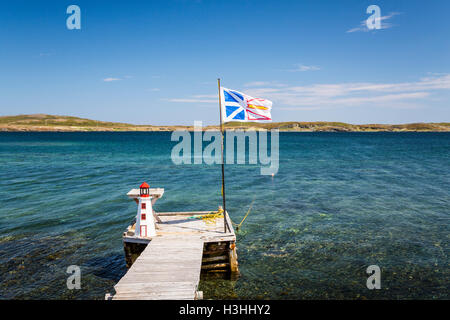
[198,208,224,225]
[233,201,254,231]
[191,202,254,230]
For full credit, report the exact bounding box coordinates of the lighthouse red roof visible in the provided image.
[140,182,150,188]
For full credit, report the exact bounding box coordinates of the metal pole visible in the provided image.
[217,78,229,233]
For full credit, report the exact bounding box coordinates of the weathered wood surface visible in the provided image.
[113,237,204,300]
[123,211,236,243]
[157,211,212,216]
[114,211,238,299]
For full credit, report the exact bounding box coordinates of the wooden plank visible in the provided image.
[113,237,204,300]
[224,211,235,235]
[115,281,196,290]
[202,255,228,263]
[118,275,199,283]
[114,295,194,300]
[120,268,201,275]
[116,286,197,294]
[156,211,212,216]
[113,291,196,299]
[229,241,239,275]
[201,263,229,270]
[112,207,238,300]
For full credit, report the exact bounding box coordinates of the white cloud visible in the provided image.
[165,94,217,103]
[165,98,216,103]
[347,12,401,33]
[103,77,121,82]
[288,64,321,72]
[244,74,450,110]
[166,74,450,110]
[244,81,286,87]
[192,94,217,98]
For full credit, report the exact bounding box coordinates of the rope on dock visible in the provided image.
[186,201,254,231]
[187,209,224,225]
[199,210,224,225]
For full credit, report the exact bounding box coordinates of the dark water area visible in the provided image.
[0,132,448,299]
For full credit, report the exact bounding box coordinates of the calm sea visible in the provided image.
[0,132,448,299]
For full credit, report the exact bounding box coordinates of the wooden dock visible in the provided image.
[109,210,239,300]
[112,237,204,300]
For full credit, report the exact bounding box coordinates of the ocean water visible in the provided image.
[0,132,448,300]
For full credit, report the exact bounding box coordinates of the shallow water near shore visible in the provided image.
[0,132,448,299]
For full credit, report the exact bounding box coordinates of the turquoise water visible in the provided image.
[0,132,448,299]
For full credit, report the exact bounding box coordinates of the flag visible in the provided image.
[220,87,272,123]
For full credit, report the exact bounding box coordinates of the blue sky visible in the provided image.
[0,0,449,125]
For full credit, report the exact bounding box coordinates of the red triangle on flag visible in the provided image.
[246,109,271,121]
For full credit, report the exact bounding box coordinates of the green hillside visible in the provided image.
[0,114,449,132]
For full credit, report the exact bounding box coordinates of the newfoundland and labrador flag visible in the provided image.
[220,87,272,123]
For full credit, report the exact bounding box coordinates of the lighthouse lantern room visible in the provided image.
[135,182,157,238]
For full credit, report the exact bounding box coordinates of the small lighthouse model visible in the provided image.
[135,182,157,238]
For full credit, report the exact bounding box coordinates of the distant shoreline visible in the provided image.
[2,128,450,133]
[1,114,449,132]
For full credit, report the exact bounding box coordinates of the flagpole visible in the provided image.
[218,78,229,233]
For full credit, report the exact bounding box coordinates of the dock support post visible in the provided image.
[195,291,203,300]
[228,241,239,277]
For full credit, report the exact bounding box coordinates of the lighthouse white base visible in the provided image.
[135,196,157,238]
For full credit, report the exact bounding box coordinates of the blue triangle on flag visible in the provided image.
[226,106,239,117]
[234,109,245,120]
[224,90,239,103]
[230,90,243,100]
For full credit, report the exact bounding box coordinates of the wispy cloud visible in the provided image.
[347,12,401,33]
[168,74,450,111]
[288,64,321,72]
[244,81,286,87]
[165,94,217,103]
[192,94,217,98]
[243,74,450,110]
[165,98,216,103]
[103,77,122,82]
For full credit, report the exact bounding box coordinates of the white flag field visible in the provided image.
[220,87,272,123]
